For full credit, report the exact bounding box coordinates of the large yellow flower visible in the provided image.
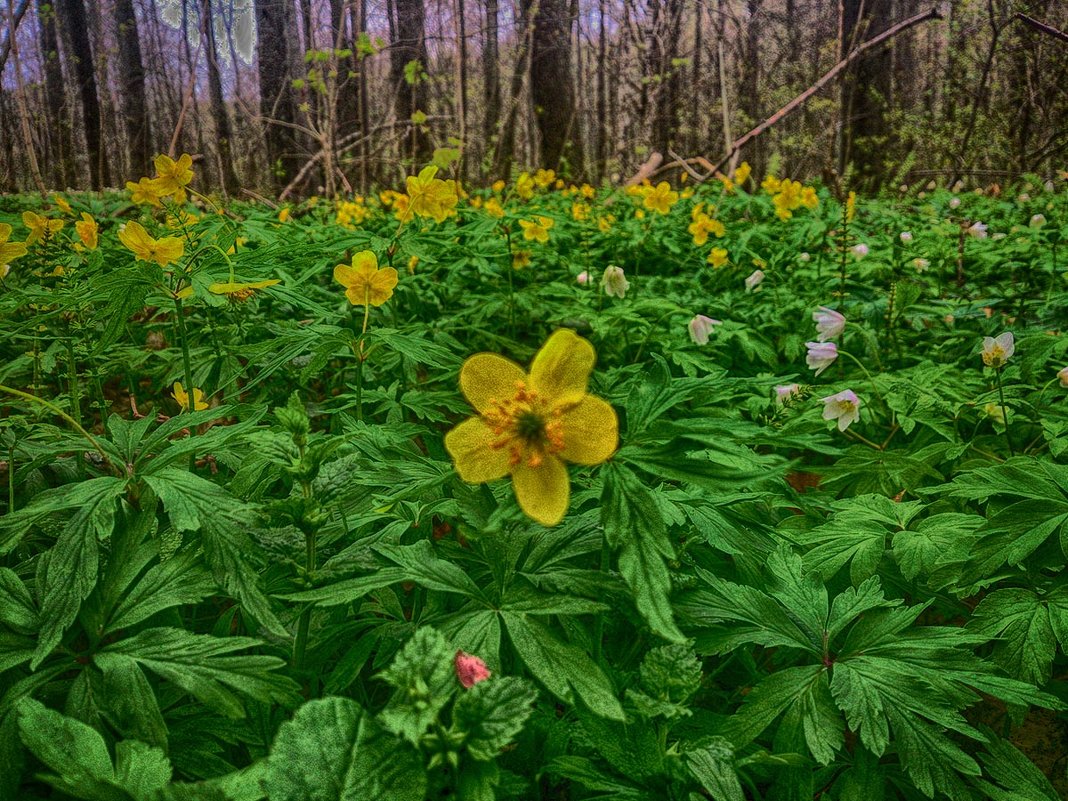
[405,166,458,223]
[22,211,64,245]
[153,153,194,196]
[334,250,398,307]
[0,224,29,275]
[119,221,185,267]
[445,330,618,527]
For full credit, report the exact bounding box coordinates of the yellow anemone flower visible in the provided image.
[445,329,618,527]
[642,181,679,215]
[172,381,208,411]
[512,250,532,270]
[22,212,64,245]
[734,162,752,185]
[334,250,398,307]
[75,213,98,250]
[484,197,505,219]
[127,177,164,206]
[0,224,29,274]
[519,216,554,243]
[405,165,457,223]
[707,247,729,268]
[153,153,194,195]
[119,221,185,268]
[208,278,281,302]
[53,195,73,215]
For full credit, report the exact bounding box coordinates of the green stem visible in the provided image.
[838,349,885,408]
[173,297,195,411]
[995,367,1015,457]
[7,441,15,513]
[0,384,111,468]
[65,335,84,477]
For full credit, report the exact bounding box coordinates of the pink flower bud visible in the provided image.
[455,651,492,688]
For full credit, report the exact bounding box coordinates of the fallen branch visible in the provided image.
[630,6,943,185]
[1014,12,1068,44]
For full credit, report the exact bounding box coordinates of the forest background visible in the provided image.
[1,0,1067,199]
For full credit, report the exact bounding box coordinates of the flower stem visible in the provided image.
[0,384,110,468]
[838,349,884,407]
[995,367,1015,457]
[65,334,84,477]
[173,297,195,413]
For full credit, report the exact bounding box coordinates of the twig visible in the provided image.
[1015,12,1068,44]
[630,6,944,185]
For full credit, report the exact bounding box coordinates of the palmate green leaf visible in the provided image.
[263,696,425,801]
[600,462,684,642]
[375,540,488,600]
[0,568,37,632]
[33,478,126,668]
[545,756,647,799]
[451,676,538,761]
[721,665,843,766]
[501,612,624,720]
[143,468,286,637]
[93,628,300,719]
[892,513,983,582]
[967,586,1068,686]
[17,697,172,801]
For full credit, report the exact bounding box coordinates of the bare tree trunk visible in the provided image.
[391,0,432,166]
[455,0,468,178]
[255,0,301,190]
[596,0,607,177]
[115,0,151,177]
[525,0,582,172]
[56,0,107,189]
[494,0,533,178]
[35,0,73,187]
[483,0,500,147]
[6,0,45,192]
[200,0,239,194]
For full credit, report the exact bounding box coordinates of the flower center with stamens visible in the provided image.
[483,381,565,469]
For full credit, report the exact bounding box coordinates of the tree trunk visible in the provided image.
[455,0,468,178]
[391,0,432,166]
[255,0,301,190]
[115,0,151,177]
[200,0,239,194]
[36,0,73,187]
[483,0,500,147]
[838,0,893,188]
[56,0,107,189]
[525,0,582,172]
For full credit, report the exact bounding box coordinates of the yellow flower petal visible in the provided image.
[368,267,398,306]
[512,456,569,526]
[558,396,618,464]
[459,353,527,413]
[444,417,512,483]
[529,329,595,407]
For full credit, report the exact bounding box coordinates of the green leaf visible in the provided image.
[144,468,286,637]
[0,475,124,555]
[378,627,457,744]
[104,548,214,635]
[968,588,1059,685]
[375,541,487,600]
[686,738,745,801]
[600,462,683,642]
[94,628,300,718]
[973,734,1061,801]
[264,697,425,801]
[452,676,538,761]
[502,612,624,720]
[34,479,125,667]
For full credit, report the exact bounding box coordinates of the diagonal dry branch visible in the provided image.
[630,6,944,185]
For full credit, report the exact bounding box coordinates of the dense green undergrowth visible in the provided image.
[1,164,1067,800]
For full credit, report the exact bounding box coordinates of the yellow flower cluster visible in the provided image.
[519,216,554,243]
[763,175,819,220]
[126,154,195,206]
[688,203,726,245]
[336,197,369,229]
